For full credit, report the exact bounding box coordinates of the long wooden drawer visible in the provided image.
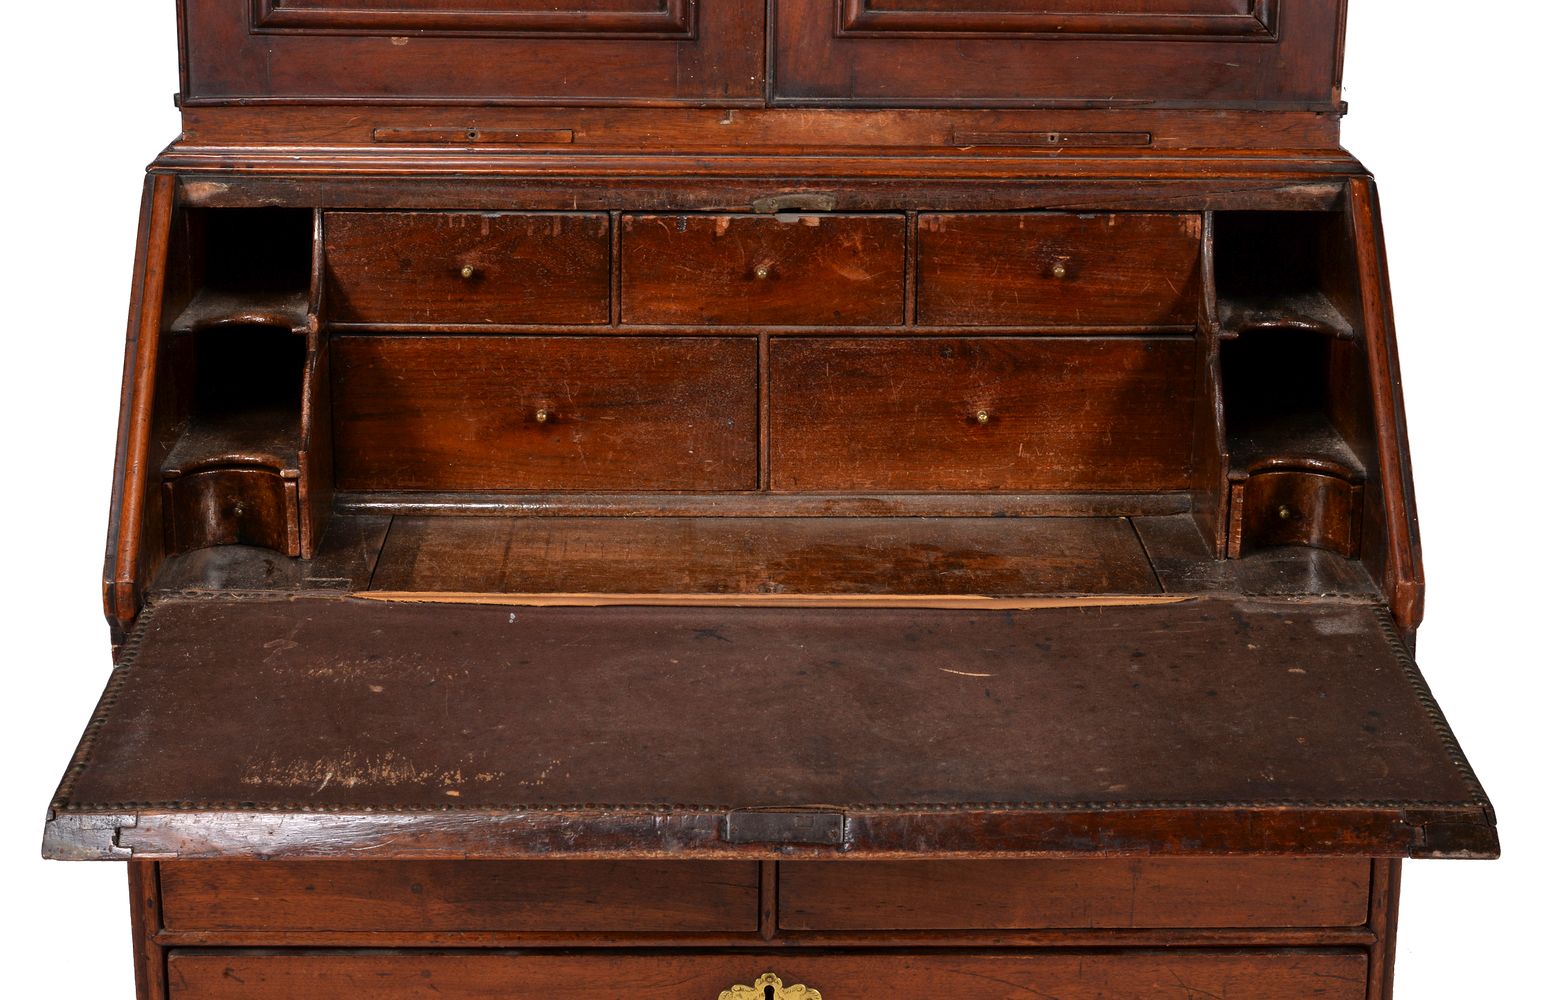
[159,861,759,934]
[780,859,1372,930]
[620,214,906,325]
[332,335,758,491]
[167,950,1369,999]
[324,212,611,325]
[917,213,1203,326]
[767,337,1197,491]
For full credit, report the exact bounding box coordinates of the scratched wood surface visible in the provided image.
[164,949,1369,1000]
[47,596,1493,861]
[768,337,1198,491]
[367,515,1160,596]
[778,857,1371,930]
[620,214,907,325]
[160,860,760,933]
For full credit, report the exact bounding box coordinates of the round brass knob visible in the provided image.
[1277,504,1295,521]
[460,264,477,280]
[975,409,991,425]
[535,408,550,424]
[1051,262,1068,279]
[754,263,772,280]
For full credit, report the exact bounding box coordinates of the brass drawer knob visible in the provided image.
[1051,261,1068,279]
[754,262,773,280]
[975,409,991,425]
[460,264,477,279]
[720,973,821,1000]
[534,408,550,424]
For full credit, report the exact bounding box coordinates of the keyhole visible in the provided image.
[765,987,775,1000]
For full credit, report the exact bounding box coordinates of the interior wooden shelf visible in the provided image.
[1226,411,1364,479]
[1217,291,1354,340]
[161,407,302,476]
[171,288,312,335]
[147,511,1382,603]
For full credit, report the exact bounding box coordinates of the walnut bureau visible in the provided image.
[45,4,1498,1000]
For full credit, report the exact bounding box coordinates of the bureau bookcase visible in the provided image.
[46,3,1496,999]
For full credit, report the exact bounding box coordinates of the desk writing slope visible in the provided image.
[46,596,1495,861]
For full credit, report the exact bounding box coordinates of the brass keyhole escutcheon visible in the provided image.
[719,973,821,1000]
[460,264,477,279]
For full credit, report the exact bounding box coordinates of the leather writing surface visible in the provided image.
[58,596,1485,814]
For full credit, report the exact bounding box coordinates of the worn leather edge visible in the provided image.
[44,597,1499,861]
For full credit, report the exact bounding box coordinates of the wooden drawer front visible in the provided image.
[768,338,1197,491]
[917,213,1203,327]
[620,214,906,325]
[324,213,611,325]
[780,859,1372,930]
[160,861,758,934]
[332,336,758,491]
[1229,470,1364,559]
[168,950,1368,1000]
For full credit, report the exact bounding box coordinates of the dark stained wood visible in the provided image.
[768,337,1197,491]
[779,858,1371,930]
[47,596,1495,860]
[165,949,1369,1000]
[181,0,763,105]
[620,214,906,325]
[176,107,1345,153]
[367,515,1160,596]
[916,213,1202,327]
[162,469,301,558]
[127,862,167,1000]
[160,861,758,933]
[775,0,1346,108]
[1228,470,1364,559]
[330,335,758,491]
[324,212,611,325]
[106,175,177,636]
[56,3,1492,996]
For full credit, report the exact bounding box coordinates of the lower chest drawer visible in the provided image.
[159,861,760,934]
[166,950,1368,1000]
[779,858,1372,930]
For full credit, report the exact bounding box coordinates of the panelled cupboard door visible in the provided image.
[181,0,762,105]
[774,0,1346,108]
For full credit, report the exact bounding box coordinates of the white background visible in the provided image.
[0,3,1549,996]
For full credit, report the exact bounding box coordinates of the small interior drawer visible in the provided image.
[1229,469,1364,558]
[917,213,1203,326]
[620,214,906,325]
[331,335,759,491]
[160,861,760,934]
[166,949,1368,999]
[324,212,611,325]
[767,337,1197,492]
[779,859,1373,930]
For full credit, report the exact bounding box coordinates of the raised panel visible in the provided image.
[254,0,695,37]
[775,0,1342,108]
[840,0,1277,39]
